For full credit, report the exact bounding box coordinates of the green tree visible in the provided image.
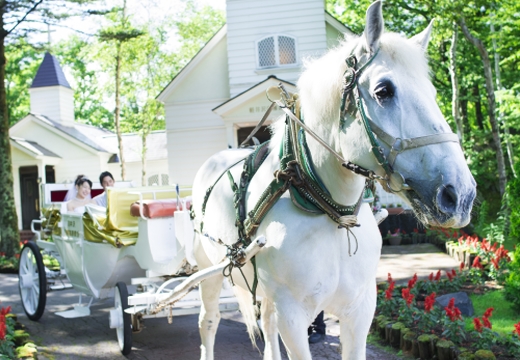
[0,0,101,256]
[5,38,42,125]
[98,0,144,181]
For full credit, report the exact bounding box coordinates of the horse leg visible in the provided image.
[194,237,224,360]
[274,300,312,360]
[339,287,377,360]
[260,298,281,360]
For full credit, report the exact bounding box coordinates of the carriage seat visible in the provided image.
[130,199,191,219]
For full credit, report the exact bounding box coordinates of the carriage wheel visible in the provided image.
[114,282,132,355]
[18,241,47,321]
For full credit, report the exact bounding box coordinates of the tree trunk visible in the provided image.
[115,42,126,181]
[459,18,507,196]
[449,24,463,144]
[0,8,20,257]
[141,130,146,186]
[460,87,468,129]
[490,22,516,178]
[473,85,484,130]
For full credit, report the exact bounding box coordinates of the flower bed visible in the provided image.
[373,250,520,359]
[0,304,37,359]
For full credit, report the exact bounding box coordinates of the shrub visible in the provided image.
[509,161,520,242]
[504,246,520,310]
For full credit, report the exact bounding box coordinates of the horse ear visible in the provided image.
[410,20,434,52]
[364,0,384,54]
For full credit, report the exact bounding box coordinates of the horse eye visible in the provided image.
[374,82,395,101]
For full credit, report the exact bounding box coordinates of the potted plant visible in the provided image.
[387,229,402,246]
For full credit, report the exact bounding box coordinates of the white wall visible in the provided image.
[167,127,227,186]
[29,86,75,126]
[226,0,327,96]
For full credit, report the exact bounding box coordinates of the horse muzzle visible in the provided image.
[405,177,476,229]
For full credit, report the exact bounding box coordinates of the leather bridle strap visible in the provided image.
[367,120,460,168]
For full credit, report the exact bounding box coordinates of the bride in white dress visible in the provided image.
[66,175,93,213]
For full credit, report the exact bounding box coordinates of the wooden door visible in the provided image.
[19,166,40,230]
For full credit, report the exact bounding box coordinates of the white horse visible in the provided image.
[190,1,476,359]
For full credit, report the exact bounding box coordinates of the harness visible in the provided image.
[198,47,459,300]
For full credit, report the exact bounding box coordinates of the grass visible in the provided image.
[464,288,520,336]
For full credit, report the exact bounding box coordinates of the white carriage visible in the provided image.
[18,183,238,355]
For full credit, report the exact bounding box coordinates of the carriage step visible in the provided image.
[55,304,90,318]
[50,283,73,291]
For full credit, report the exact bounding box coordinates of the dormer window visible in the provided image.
[256,35,297,68]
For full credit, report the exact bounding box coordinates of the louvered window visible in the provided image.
[257,35,297,68]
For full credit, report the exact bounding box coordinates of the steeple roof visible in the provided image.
[30,52,71,89]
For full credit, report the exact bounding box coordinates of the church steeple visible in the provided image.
[31,52,71,89]
[29,52,75,126]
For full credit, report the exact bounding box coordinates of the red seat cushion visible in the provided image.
[130,199,191,219]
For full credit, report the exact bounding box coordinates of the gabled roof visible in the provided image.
[31,52,71,89]
[10,137,61,158]
[31,114,114,153]
[157,25,227,102]
[213,75,295,116]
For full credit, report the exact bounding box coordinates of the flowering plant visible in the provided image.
[0,305,15,359]
[416,292,441,333]
[377,273,398,318]
[387,228,407,237]
[471,307,498,349]
[441,298,466,345]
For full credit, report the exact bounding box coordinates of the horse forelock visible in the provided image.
[378,33,430,80]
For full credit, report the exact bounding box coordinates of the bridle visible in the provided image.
[271,46,459,194]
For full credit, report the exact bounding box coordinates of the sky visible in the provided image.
[41,0,226,45]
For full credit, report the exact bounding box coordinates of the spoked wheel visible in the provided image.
[112,282,132,355]
[18,241,47,321]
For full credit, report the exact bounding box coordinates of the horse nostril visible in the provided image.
[438,185,458,213]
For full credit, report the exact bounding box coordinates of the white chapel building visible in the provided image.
[9,53,169,230]
[158,0,352,186]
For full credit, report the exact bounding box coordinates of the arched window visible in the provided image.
[256,35,297,68]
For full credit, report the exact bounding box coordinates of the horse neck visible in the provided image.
[304,123,366,206]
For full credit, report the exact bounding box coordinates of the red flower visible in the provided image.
[444,298,462,321]
[402,287,410,299]
[434,270,441,281]
[401,288,414,307]
[387,273,393,283]
[483,307,494,318]
[513,321,520,337]
[429,272,434,281]
[0,306,11,316]
[14,253,20,259]
[385,281,395,300]
[473,318,483,332]
[451,269,457,278]
[446,271,453,281]
[424,293,436,313]
[0,252,5,257]
[448,298,455,309]
[472,256,483,269]
[459,262,465,272]
[407,273,418,289]
[0,320,6,341]
[385,289,393,300]
[413,228,419,233]
[483,317,492,329]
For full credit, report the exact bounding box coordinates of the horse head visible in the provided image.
[298,1,476,228]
